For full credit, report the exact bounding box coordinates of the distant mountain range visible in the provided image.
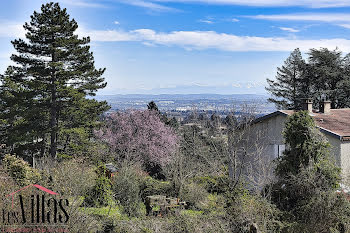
[98,82,267,95]
[95,93,270,101]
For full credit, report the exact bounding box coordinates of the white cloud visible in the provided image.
[231,18,240,22]
[76,27,138,41]
[59,0,106,8]
[198,19,214,24]
[78,27,350,52]
[114,21,120,25]
[0,21,25,38]
[139,0,350,8]
[250,13,350,30]
[339,24,350,29]
[279,27,300,32]
[118,0,177,11]
[142,41,157,47]
[249,13,350,23]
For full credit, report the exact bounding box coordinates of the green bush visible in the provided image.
[179,182,208,209]
[37,157,96,197]
[66,202,104,233]
[200,194,226,214]
[2,154,41,186]
[226,190,283,233]
[112,166,143,217]
[193,175,229,194]
[140,176,173,200]
[270,111,350,232]
[82,206,124,220]
[165,213,230,233]
[84,164,114,207]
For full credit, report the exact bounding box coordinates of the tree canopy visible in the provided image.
[0,2,109,159]
[266,48,307,110]
[266,47,350,110]
[94,110,178,176]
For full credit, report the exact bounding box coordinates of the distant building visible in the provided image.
[105,163,118,178]
[249,99,350,178]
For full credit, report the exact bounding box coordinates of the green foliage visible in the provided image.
[147,101,179,130]
[84,164,113,207]
[140,176,173,199]
[308,48,350,108]
[168,117,180,129]
[276,111,340,183]
[179,182,208,209]
[271,165,350,232]
[82,206,123,220]
[59,127,92,158]
[38,158,96,196]
[193,175,230,194]
[165,212,230,233]
[112,166,143,217]
[167,214,195,233]
[66,201,104,233]
[226,191,283,233]
[0,2,109,158]
[147,101,159,112]
[267,47,350,110]
[199,194,226,214]
[271,111,350,232]
[2,154,41,186]
[178,124,227,177]
[266,48,307,110]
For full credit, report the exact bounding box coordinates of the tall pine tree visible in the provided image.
[308,48,348,109]
[0,2,109,159]
[266,48,308,110]
[267,47,350,110]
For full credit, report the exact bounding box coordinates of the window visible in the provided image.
[278,144,285,157]
[271,144,285,158]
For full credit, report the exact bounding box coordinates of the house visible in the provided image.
[105,163,118,178]
[250,99,350,179]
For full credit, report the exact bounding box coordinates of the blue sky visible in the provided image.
[1,0,350,94]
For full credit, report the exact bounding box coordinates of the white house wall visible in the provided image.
[323,134,341,166]
[240,114,287,189]
[341,141,350,180]
[247,113,350,184]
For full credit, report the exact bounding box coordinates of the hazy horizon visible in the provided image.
[2,0,350,95]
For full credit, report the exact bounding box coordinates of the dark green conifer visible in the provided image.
[266,48,307,110]
[270,111,350,231]
[0,2,109,158]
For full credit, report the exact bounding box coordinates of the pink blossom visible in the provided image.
[95,110,178,166]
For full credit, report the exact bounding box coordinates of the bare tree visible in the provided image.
[167,103,275,194]
[226,103,275,191]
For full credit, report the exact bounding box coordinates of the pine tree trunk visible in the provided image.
[50,78,57,159]
[50,47,57,159]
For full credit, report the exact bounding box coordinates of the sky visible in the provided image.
[1,0,350,95]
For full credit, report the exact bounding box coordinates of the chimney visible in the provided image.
[320,100,331,114]
[301,98,313,112]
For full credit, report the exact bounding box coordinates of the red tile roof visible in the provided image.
[279,109,350,139]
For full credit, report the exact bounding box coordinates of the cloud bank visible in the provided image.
[279,27,300,32]
[77,28,350,52]
[2,20,349,53]
[125,0,350,8]
[249,13,350,22]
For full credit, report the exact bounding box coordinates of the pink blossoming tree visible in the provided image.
[95,110,178,174]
